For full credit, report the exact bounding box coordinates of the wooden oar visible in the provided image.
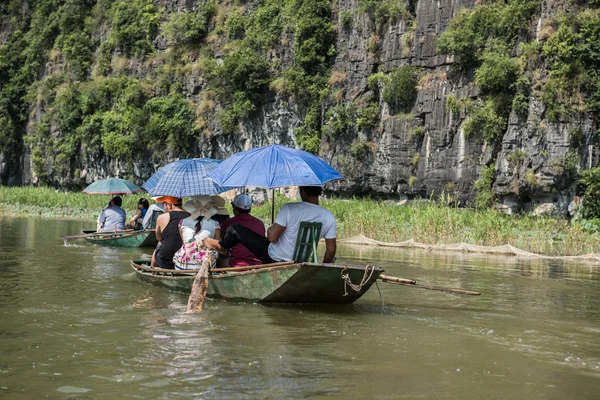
[60,229,134,240]
[209,261,295,273]
[187,253,212,313]
[379,275,481,296]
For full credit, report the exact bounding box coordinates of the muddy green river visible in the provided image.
[1,217,599,399]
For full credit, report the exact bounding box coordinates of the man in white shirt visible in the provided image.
[203,186,337,264]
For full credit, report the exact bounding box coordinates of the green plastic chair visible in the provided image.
[292,222,322,263]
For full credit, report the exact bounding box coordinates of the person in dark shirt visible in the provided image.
[151,196,190,269]
[219,194,265,267]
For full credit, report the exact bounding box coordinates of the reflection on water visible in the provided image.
[0,217,599,399]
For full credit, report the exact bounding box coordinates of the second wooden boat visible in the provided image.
[82,230,158,248]
[130,260,384,304]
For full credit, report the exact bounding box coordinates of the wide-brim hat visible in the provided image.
[184,196,217,220]
[210,196,229,216]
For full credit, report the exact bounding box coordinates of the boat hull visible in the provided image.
[83,230,158,248]
[130,261,384,304]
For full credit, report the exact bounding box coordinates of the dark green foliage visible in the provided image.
[463,98,508,142]
[382,67,418,113]
[437,0,541,70]
[357,0,409,29]
[475,50,519,94]
[226,10,247,39]
[541,9,600,122]
[356,102,380,130]
[107,0,162,57]
[322,105,356,138]
[163,2,217,45]
[579,166,600,219]
[474,164,496,209]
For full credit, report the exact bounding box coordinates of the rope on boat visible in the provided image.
[341,265,376,296]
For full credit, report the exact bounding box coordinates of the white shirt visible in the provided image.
[268,202,336,262]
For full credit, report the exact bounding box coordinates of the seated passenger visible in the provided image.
[219,194,265,267]
[151,197,189,269]
[204,186,337,264]
[173,197,220,270]
[127,198,149,230]
[98,196,126,232]
[210,195,231,225]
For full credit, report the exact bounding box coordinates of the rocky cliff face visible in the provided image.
[1,0,598,215]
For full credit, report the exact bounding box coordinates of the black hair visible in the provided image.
[232,204,251,214]
[112,196,123,206]
[138,198,149,209]
[299,186,322,197]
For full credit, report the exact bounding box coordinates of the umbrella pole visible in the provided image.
[271,189,275,224]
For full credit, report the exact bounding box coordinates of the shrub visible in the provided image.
[579,166,600,219]
[356,102,380,130]
[107,0,162,57]
[475,50,520,94]
[322,104,356,138]
[382,67,418,113]
[474,164,496,209]
[226,9,246,39]
[163,3,216,45]
[463,98,507,142]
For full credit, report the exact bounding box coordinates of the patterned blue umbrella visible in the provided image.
[144,158,233,198]
[206,144,343,188]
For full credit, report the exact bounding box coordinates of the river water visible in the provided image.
[1,217,599,399]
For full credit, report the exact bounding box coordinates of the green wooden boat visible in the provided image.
[82,230,158,248]
[130,260,385,304]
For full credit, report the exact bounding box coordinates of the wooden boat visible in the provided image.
[130,260,385,304]
[81,230,158,248]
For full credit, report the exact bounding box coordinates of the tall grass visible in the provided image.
[0,186,149,215]
[2,186,600,255]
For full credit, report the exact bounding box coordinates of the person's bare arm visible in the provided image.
[323,238,336,263]
[129,210,141,226]
[155,213,169,241]
[267,223,286,243]
[214,228,221,241]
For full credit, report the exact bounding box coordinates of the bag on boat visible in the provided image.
[173,239,217,270]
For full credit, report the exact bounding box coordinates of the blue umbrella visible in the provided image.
[83,178,143,195]
[206,144,343,189]
[145,158,234,198]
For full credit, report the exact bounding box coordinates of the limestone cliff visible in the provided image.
[0,0,598,215]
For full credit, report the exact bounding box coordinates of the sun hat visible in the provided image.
[232,194,252,211]
[210,196,229,216]
[184,197,217,220]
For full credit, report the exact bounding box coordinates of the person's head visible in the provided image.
[232,194,252,214]
[211,196,230,218]
[111,196,123,207]
[299,186,322,201]
[138,198,149,210]
[156,196,182,212]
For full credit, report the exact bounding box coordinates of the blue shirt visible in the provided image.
[99,206,126,232]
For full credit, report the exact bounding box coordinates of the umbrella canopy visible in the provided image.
[206,144,343,189]
[144,158,233,198]
[83,178,143,195]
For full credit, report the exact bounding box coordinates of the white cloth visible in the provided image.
[142,203,165,228]
[180,217,220,242]
[268,202,336,262]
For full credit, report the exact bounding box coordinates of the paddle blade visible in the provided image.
[186,255,211,312]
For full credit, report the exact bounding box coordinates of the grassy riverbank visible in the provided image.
[2,186,600,256]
